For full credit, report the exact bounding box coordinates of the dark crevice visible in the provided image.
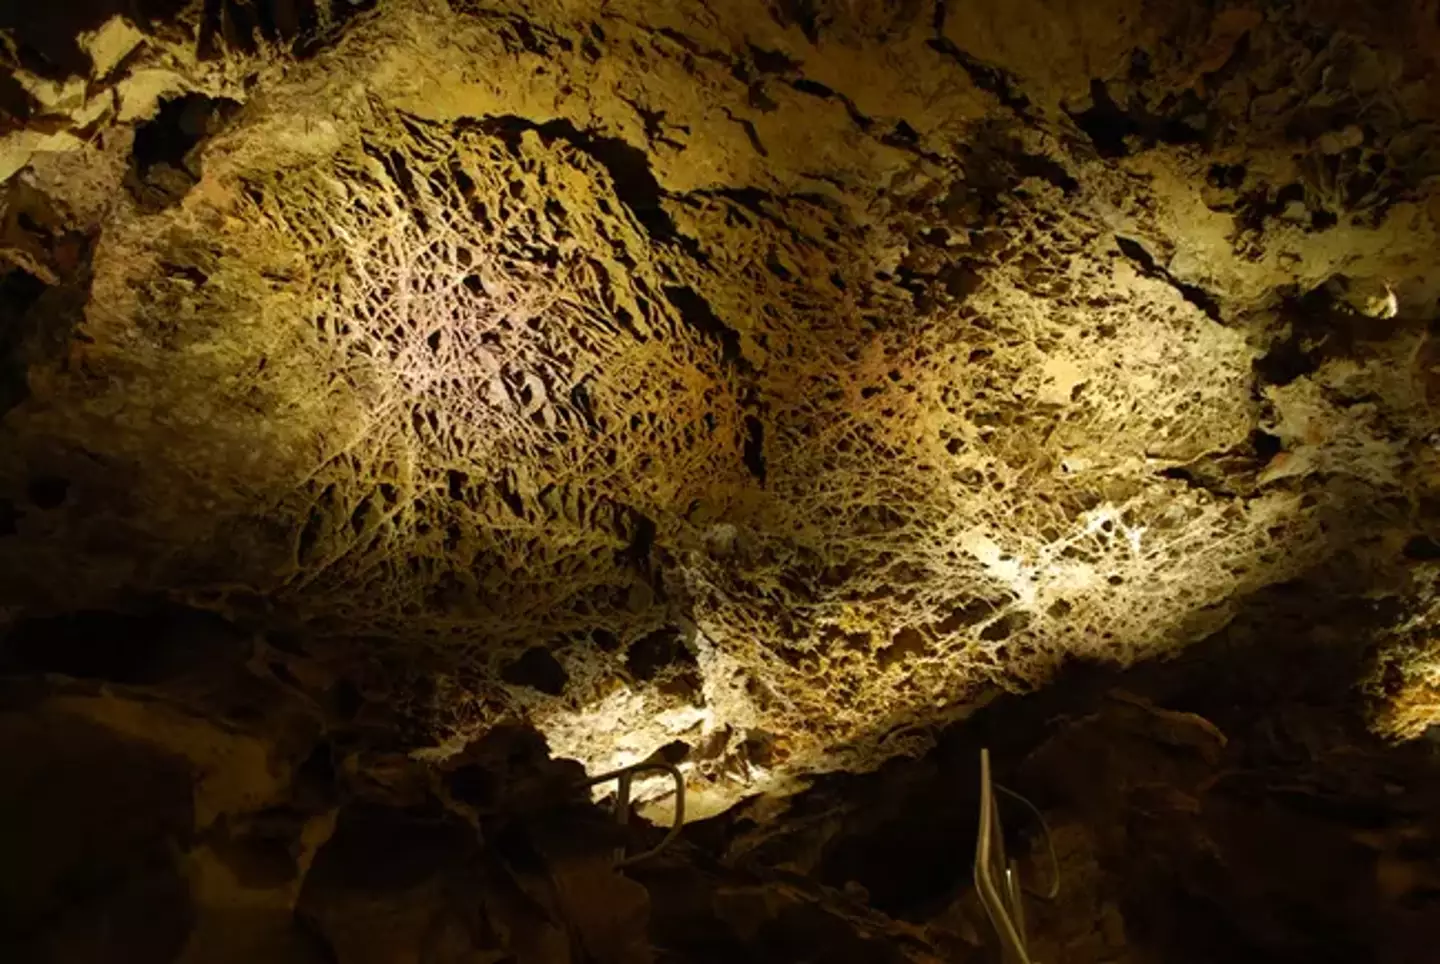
[127,94,241,211]
[0,266,48,416]
[1252,283,1373,388]
[626,627,697,682]
[678,186,833,249]
[500,647,568,695]
[790,77,835,99]
[1403,536,1440,561]
[1251,429,1283,462]
[839,97,875,132]
[292,0,378,58]
[772,0,821,44]
[1209,163,1248,191]
[1159,465,1234,498]
[1069,79,1206,159]
[445,470,468,502]
[926,37,1031,113]
[0,72,34,135]
[296,508,324,566]
[785,77,875,131]
[889,120,920,146]
[569,379,601,433]
[1070,80,1136,158]
[0,181,97,414]
[361,142,429,231]
[491,473,524,519]
[197,0,331,57]
[652,26,731,67]
[1154,433,1283,499]
[624,98,682,149]
[725,112,770,157]
[619,508,657,576]
[1255,338,1318,388]
[508,17,548,55]
[656,26,702,54]
[743,415,767,484]
[745,73,768,98]
[219,0,263,54]
[880,123,945,165]
[469,115,709,263]
[1115,236,1223,323]
[688,184,830,215]
[472,116,671,236]
[750,44,802,75]
[1011,149,1079,195]
[698,186,775,221]
[663,285,744,369]
[27,475,69,509]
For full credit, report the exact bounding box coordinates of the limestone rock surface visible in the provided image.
[4,0,1440,820]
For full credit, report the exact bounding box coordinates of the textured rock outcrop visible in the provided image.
[4,0,1440,820]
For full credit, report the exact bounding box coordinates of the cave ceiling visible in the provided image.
[4,0,1440,818]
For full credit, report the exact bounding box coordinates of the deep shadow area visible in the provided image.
[126,93,241,211]
[0,602,247,683]
[0,706,196,962]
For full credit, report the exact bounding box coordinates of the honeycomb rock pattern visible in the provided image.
[5,0,1440,810]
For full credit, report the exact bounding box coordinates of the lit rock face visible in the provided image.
[4,0,1440,812]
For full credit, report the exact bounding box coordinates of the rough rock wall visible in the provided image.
[4,0,1440,813]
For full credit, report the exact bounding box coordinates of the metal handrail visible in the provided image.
[581,760,686,868]
[976,747,1035,964]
